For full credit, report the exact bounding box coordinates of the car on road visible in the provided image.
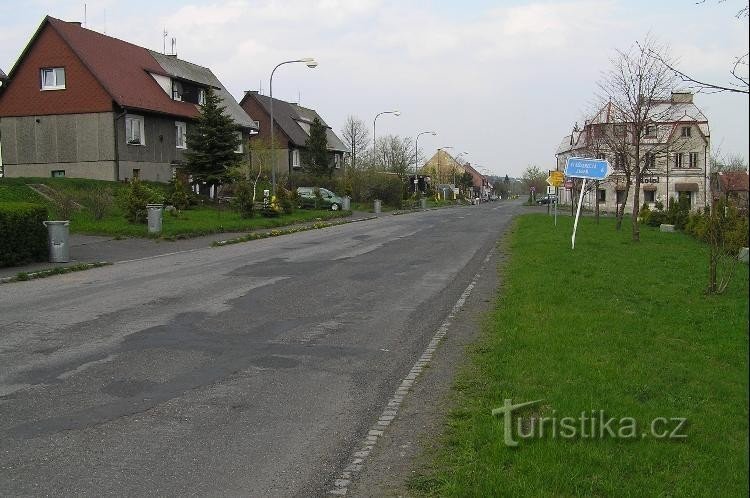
[536,194,558,205]
[296,187,344,211]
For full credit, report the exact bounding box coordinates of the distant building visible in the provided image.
[239,91,347,178]
[555,92,710,212]
[713,170,749,215]
[421,150,492,198]
[0,16,257,182]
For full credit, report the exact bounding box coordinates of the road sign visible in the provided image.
[564,157,612,180]
[564,180,573,190]
[546,171,564,187]
[530,186,536,193]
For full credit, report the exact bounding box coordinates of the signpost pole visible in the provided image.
[571,178,586,249]
[554,187,558,226]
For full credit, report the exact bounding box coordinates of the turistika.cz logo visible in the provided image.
[492,399,688,447]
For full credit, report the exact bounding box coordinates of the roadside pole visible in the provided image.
[554,187,558,226]
[571,178,586,249]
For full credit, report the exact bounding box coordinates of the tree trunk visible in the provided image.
[615,177,631,231]
[631,145,641,241]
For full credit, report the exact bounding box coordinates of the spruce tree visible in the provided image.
[184,88,241,192]
[302,117,331,177]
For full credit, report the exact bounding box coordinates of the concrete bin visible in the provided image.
[147,204,164,234]
[342,196,351,211]
[739,247,749,264]
[43,221,70,263]
[659,224,675,232]
[373,199,382,215]
[420,197,427,210]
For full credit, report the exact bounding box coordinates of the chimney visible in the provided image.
[67,21,82,27]
[671,92,693,104]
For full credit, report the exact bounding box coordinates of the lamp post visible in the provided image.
[372,110,400,167]
[414,131,436,194]
[269,57,318,194]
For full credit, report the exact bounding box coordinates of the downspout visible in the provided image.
[703,144,708,209]
[113,108,127,181]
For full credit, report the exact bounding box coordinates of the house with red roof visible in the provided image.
[0,16,257,182]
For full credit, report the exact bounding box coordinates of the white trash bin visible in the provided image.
[43,220,70,263]
[147,204,164,234]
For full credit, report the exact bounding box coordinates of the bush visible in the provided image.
[0,202,48,267]
[85,186,114,220]
[232,180,254,219]
[646,210,668,227]
[117,178,164,224]
[169,178,191,211]
[276,186,294,215]
[638,202,651,224]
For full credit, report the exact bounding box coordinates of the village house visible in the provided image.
[0,16,257,183]
[555,92,710,212]
[239,91,347,178]
[421,149,492,199]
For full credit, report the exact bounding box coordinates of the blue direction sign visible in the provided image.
[564,157,612,180]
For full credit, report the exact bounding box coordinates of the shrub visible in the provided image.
[0,202,48,267]
[276,186,294,215]
[638,202,651,224]
[85,186,114,220]
[232,180,254,219]
[646,210,668,227]
[117,178,164,224]
[169,177,191,211]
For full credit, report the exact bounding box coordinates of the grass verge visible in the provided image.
[409,213,749,497]
[4,262,111,284]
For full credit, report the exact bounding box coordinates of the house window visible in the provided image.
[292,149,301,169]
[175,121,187,149]
[198,88,206,106]
[689,152,699,168]
[51,170,65,178]
[132,168,140,179]
[644,189,655,203]
[674,152,684,168]
[645,153,656,169]
[681,126,691,138]
[616,190,626,204]
[645,124,656,137]
[40,67,65,90]
[125,115,145,145]
[613,124,626,137]
[172,80,183,101]
[234,132,244,153]
[593,125,603,139]
[596,153,606,160]
[597,189,606,203]
[334,154,341,169]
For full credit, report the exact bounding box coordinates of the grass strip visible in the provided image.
[409,213,749,497]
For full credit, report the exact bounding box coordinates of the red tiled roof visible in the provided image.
[47,17,200,119]
[718,171,750,192]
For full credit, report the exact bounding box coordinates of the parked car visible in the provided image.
[536,194,558,205]
[296,187,344,211]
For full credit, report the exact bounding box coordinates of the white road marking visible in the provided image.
[328,249,494,495]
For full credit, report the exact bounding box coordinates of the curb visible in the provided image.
[212,216,378,247]
[0,261,111,285]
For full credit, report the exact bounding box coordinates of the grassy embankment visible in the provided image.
[0,177,350,238]
[411,213,749,497]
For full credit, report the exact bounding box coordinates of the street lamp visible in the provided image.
[373,110,400,166]
[269,57,318,193]
[414,131,436,194]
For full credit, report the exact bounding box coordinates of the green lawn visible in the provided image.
[0,177,349,238]
[410,214,749,497]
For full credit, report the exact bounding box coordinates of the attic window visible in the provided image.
[681,126,691,138]
[172,80,184,101]
[41,68,65,90]
[198,89,206,106]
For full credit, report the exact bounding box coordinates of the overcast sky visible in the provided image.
[1,0,748,176]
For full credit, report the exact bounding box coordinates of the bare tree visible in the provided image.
[643,2,749,94]
[597,37,677,241]
[376,135,416,180]
[341,115,370,170]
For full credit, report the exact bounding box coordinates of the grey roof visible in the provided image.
[148,50,257,130]
[245,92,348,152]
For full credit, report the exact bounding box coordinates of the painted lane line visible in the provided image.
[327,248,494,495]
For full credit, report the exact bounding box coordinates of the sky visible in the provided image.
[0,0,748,177]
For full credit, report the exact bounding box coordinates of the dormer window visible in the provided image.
[41,67,65,90]
[645,124,656,137]
[198,89,206,106]
[172,80,183,101]
[681,126,691,138]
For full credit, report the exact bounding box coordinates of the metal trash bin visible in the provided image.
[420,197,427,210]
[43,220,70,263]
[147,204,164,234]
[373,199,382,215]
[342,196,351,211]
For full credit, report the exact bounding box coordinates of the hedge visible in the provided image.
[0,202,49,267]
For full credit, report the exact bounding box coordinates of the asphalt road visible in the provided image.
[0,201,522,497]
